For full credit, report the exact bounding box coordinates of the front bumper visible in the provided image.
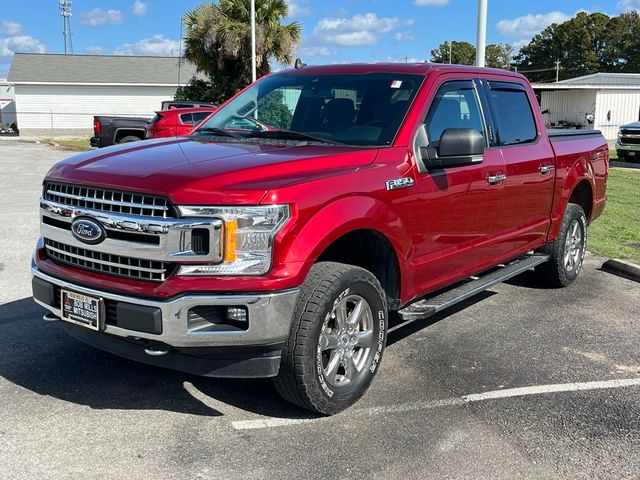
[32,262,300,377]
[615,140,640,153]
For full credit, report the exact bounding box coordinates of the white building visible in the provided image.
[0,79,17,130]
[533,73,640,141]
[7,53,202,136]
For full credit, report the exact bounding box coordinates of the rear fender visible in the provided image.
[549,155,595,239]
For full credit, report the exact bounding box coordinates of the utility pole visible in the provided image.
[59,0,73,54]
[475,0,487,67]
[555,59,560,82]
[448,42,452,64]
[250,0,257,82]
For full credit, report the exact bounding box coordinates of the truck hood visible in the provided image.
[45,137,379,204]
[621,121,640,130]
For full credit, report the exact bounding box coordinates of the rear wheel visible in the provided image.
[117,135,141,144]
[274,262,387,415]
[536,203,587,287]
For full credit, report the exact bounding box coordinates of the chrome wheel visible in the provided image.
[563,219,583,273]
[320,294,375,388]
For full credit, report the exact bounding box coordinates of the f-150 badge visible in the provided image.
[385,177,414,191]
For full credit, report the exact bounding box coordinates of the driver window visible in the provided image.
[426,85,484,147]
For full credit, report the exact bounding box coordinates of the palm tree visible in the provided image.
[183,0,301,102]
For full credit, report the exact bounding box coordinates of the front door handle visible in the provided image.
[487,173,507,185]
[539,164,555,175]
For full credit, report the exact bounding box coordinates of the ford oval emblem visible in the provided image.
[71,217,106,245]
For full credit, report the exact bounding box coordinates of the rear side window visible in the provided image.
[487,85,537,146]
[180,113,194,125]
[192,112,210,124]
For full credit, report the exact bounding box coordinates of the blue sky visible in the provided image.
[1,0,639,77]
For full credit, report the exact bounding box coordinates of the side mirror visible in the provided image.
[438,128,485,158]
[416,127,485,171]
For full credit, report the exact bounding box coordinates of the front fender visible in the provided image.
[279,195,412,281]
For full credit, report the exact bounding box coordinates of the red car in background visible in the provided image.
[145,107,217,139]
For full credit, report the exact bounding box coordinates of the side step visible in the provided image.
[397,254,550,322]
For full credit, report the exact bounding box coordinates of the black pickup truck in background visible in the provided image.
[90,101,217,148]
[90,116,150,148]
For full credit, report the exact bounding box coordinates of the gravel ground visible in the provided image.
[1,140,639,480]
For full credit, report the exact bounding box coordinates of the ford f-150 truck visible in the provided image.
[32,63,608,415]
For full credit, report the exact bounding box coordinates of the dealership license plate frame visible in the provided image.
[60,289,104,331]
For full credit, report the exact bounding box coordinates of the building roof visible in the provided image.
[7,53,204,86]
[556,73,640,86]
[533,73,640,90]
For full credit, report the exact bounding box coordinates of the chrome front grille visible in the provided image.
[43,182,174,218]
[44,238,174,282]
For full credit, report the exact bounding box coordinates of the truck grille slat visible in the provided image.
[43,182,173,218]
[44,239,173,282]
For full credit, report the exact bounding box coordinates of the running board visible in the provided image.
[397,254,550,322]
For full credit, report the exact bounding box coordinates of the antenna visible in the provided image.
[59,0,73,54]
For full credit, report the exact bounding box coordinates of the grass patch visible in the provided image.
[56,139,92,151]
[42,138,92,151]
[588,168,640,263]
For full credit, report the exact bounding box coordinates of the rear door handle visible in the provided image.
[539,164,555,175]
[487,173,507,185]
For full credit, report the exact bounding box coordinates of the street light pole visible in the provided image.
[475,0,487,67]
[250,0,257,82]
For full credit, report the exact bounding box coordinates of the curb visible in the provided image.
[601,259,640,283]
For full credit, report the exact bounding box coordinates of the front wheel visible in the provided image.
[274,262,387,415]
[535,203,587,287]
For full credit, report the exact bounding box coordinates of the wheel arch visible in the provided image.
[281,196,411,309]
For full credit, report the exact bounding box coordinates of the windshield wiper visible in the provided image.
[193,127,244,139]
[247,129,342,145]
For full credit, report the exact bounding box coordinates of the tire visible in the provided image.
[535,203,587,287]
[274,262,388,415]
[117,135,141,144]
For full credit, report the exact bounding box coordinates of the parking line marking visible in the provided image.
[462,378,640,402]
[231,377,640,431]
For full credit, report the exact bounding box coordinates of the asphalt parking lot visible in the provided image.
[1,140,639,480]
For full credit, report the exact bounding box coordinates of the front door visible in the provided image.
[408,79,509,293]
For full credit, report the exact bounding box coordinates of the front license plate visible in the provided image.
[60,290,102,331]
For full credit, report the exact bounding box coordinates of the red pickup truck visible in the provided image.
[32,63,608,415]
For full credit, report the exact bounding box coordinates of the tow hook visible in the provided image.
[144,346,169,356]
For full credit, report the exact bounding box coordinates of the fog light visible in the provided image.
[227,306,248,323]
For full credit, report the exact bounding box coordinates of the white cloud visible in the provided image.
[288,0,311,17]
[0,35,46,57]
[84,46,109,55]
[297,45,335,58]
[394,32,414,42]
[115,34,180,56]
[496,11,571,39]
[132,0,148,16]
[314,13,409,46]
[1,20,23,36]
[414,0,450,6]
[79,8,124,27]
[617,0,640,11]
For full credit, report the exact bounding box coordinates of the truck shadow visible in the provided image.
[0,290,496,420]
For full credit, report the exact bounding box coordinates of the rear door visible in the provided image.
[481,80,555,251]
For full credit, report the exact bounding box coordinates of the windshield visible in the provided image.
[194,72,424,146]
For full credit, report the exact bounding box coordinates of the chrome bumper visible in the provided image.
[31,262,299,348]
[615,141,640,152]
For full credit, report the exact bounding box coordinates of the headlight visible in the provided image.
[176,205,289,276]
